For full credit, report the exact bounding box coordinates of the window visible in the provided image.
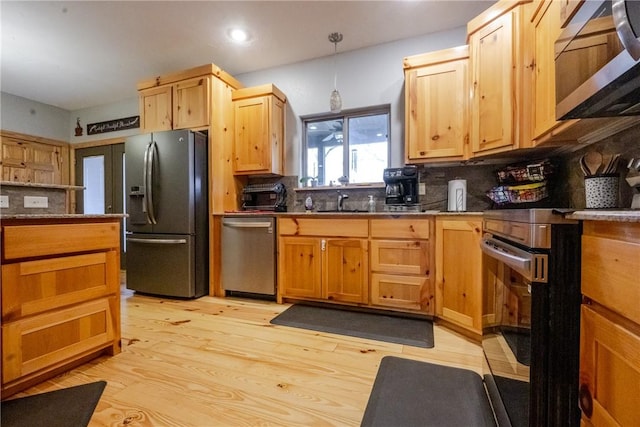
[302,105,390,186]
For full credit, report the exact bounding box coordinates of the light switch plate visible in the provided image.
[24,195,48,208]
[419,183,426,195]
[0,195,8,208]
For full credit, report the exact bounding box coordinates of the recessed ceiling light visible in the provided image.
[228,28,249,43]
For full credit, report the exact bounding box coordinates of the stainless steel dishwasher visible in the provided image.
[221,216,276,298]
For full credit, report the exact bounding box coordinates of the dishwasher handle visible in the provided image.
[126,238,187,244]
[223,220,273,232]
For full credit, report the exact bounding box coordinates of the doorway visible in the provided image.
[75,143,126,267]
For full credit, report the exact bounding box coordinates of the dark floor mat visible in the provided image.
[361,356,496,427]
[271,304,433,348]
[1,381,106,427]
[502,329,531,366]
[493,376,529,427]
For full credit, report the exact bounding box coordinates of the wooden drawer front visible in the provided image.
[370,240,429,275]
[278,218,368,237]
[3,222,120,260]
[2,298,115,383]
[370,219,430,239]
[582,234,640,325]
[580,306,640,427]
[370,273,432,313]
[2,251,118,321]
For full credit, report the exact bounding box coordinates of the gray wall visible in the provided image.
[235,27,468,175]
[0,92,70,141]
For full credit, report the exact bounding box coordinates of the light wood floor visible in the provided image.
[13,286,484,426]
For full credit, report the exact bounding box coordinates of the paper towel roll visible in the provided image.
[448,179,467,212]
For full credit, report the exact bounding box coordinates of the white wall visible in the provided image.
[235,26,468,173]
[0,92,70,141]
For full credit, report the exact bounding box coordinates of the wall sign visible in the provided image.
[87,115,140,135]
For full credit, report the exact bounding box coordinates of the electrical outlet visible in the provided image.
[419,183,426,196]
[24,196,48,208]
[0,195,8,208]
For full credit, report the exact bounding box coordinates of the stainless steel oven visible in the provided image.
[480,209,581,427]
[555,0,640,119]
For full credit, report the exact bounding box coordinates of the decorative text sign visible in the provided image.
[87,115,140,135]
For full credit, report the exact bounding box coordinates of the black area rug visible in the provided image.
[502,329,531,366]
[1,381,106,427]
[271,304,434,348]
[361,357,496,427]
[493,376,529,427]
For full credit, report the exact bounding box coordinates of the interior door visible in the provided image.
[75,143,126,267]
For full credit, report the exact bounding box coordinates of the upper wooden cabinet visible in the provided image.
[403,46,469,163]
[232,84,286,176]
[0,131,69,185]
[467,0,534,157]
[139,75,210,132]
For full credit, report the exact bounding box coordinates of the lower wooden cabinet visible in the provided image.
[277,216,432,313]
[435,216,484,335]
[579,305,640,427]
[579,221,640,426]
[278,218,369,304]
[1,218,121,398]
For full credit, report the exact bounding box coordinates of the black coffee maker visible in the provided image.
[383,165,419,206]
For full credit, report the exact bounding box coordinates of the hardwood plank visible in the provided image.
[9,285,484,425]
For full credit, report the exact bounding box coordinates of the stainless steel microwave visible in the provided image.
[555,0,640,119]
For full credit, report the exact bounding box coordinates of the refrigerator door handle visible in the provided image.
[126,238,187,244]
[143,140,158,224]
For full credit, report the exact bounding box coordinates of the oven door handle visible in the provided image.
[481,236,533,281]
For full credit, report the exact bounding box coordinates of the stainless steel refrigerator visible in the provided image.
[125,129,208,298]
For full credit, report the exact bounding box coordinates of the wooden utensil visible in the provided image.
[583,151,603,176]
[579,156,590,176]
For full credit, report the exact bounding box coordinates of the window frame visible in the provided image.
[301,104,391,186]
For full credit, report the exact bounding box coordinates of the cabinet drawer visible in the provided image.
[370,219,430,239]
[278,218,368,237]
[2,250,119,321]
[2,222,120,260]
[582,234,640,325]
[370,240,429,275]
[2,297,115,384]
[371,273,432,313]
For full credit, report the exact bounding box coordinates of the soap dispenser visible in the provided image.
[368,195,376,212]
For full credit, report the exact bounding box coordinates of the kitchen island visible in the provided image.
[0,214,123,398]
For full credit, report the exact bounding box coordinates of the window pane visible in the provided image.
[305,118,344,186]
[348,114,388,183]
[83,155,105,214]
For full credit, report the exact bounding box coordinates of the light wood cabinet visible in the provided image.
[0,132,69,185]
[468,0,534,156]
[579,221,640,426]
[139,76,210,132]
[403,46,469,163]
[232,84,286,176]
[278,218,368,304]
[369,218,434,313]
[1,218,121,398]
[435,216,484,335]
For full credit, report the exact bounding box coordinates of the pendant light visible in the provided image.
[328,32,343,113]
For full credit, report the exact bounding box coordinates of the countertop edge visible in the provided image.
[566,210,640,222]
[1,214,127,220]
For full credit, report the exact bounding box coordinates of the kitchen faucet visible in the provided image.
[337,191,349,211]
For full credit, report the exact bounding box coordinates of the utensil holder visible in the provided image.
[584,175,618,209]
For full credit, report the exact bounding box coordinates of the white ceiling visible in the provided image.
[1,1,495,112]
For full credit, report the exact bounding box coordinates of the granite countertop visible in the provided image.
[566,210,640,223]
[1,214,127,220]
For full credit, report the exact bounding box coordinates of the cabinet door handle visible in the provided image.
[579,384,593,418]
[321,239,326,251]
